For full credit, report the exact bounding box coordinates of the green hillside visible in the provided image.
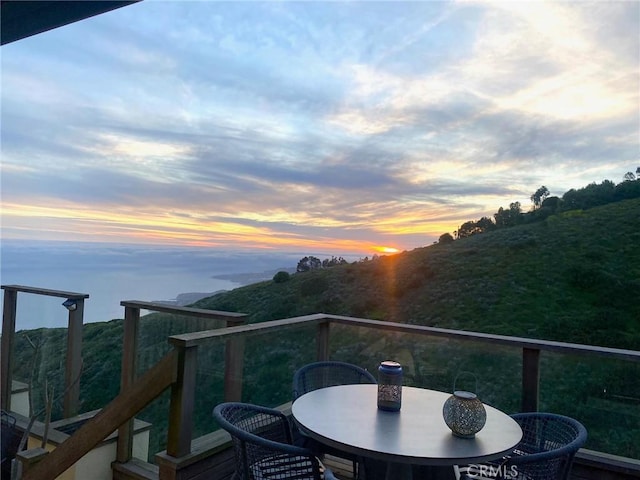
[197,198,640,350]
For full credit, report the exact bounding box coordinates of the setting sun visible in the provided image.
[375,246,400,254]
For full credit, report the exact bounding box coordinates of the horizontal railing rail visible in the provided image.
[169,312,640,361]
[1,284,90,299]
[119,300,247,320]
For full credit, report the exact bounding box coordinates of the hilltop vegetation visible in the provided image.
[452,176,640,239]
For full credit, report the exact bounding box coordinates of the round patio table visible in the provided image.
[291,384,522,479]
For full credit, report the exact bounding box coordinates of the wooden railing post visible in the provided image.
[316,319,330,361]
[116,304,141,463]
[522,347,540,412]
[64,298,84,418]
[224,316,246,402]
[167,345,198,458]
[1,288,17,412]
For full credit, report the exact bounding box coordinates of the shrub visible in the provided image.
[272,271,290,283]
[438,233,454,244]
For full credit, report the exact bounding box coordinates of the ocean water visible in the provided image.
[0,240,331,330]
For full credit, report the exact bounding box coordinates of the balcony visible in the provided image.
[1,284,639,480]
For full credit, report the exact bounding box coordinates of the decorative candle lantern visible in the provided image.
[377,361,403,411]
[442,373,486,438]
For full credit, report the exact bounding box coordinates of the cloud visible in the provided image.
[1,1,638,252]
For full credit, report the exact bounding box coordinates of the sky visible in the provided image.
[1,0,638,255]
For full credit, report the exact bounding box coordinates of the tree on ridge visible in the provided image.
[531,186,550,210]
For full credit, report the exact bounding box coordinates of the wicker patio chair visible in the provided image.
[292,361,377,479]
[213,402,337,480]
[292,361,377,400]
[459,412,587,480]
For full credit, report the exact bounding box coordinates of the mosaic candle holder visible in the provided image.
[377,361,403,411]
[442,373,486,438]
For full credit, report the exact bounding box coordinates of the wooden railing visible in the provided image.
[1,285,89,418]
[6,298,640,480]
[116,301,247,462]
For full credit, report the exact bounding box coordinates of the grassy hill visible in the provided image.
[10,198,640,458]
[196,198,640,350]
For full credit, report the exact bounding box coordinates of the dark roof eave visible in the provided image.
[1,1,141,46]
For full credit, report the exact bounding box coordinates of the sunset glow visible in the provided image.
[375,247,401,254]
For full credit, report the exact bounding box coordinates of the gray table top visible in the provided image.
[291,384,523,466]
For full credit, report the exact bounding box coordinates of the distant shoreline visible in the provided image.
[152,267,296,307]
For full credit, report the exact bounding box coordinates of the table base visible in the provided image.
[385,462,412,480]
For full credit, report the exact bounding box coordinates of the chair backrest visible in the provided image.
[213,402,325,480]
[502,413,588,480]
[292,361,377,399]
